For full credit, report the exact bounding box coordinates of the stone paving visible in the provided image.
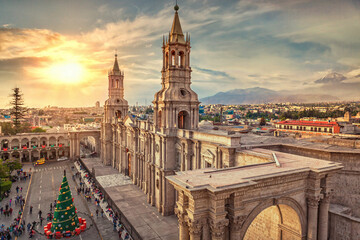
[80,158,179,240]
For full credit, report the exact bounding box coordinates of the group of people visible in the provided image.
[0,169,32,239]
[75,161,131,240]
[15,169,31,181]
[0,205,26,239]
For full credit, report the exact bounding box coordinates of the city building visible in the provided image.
[275,120,340,136]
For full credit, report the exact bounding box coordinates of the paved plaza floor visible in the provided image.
[81,158,179,240]
[0,160,119,240]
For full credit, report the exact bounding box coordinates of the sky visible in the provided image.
[0,0,360,108]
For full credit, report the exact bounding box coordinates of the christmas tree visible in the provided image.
[51,170,80,233]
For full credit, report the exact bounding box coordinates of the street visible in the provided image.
[1,160,102,240]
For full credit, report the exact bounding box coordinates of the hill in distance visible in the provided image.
[200,87,339,105]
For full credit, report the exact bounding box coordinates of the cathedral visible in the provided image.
[101,5,243,216]
[99,5,348,240]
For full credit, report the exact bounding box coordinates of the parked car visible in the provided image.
[57,156,68,161]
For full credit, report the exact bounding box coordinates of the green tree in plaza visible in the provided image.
[9,87,27,133]
[51,172,80,233]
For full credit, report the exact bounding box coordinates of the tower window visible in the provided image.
[171,51,176,66]
[178,111,189,129]
[178,51,184,67]
[158,110,162,128]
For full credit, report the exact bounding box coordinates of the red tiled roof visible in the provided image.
[276,120,338,127]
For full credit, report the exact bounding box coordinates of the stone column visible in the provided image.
[318,194,330,240]
[151,165,155,206]
[307,197,320,240]
[210,219,229,240]
[230,215,246,239]
[178,217,190,240]
[189,220,202,240]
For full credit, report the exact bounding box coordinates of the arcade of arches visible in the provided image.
[0,133,70,162]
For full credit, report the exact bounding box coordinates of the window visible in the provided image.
[171,51,176,66]
[178,51,184,67]
[158,111,162,128]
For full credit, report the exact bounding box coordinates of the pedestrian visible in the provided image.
[40,217,43,226]
[96,209,99,217]
[38,210,42,218]
[9,199,12,207]
[31,221,36,230]
[27,223,31,232]
[20,187,23,193]
[50,203,52,212]
[16,186,19,193]
[30,206,33,214]
[101,209,104,218]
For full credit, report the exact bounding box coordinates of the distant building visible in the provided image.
[275,120,340,135]
[95,101,100,108]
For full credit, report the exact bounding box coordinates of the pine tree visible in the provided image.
[51,171,80,233]
[9,87,27,133]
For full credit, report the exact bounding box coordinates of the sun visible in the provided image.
[47,62,84,84]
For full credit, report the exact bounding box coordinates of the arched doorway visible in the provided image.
[244,204,302,240]
[178,111,189,129]
[127,154,131,177]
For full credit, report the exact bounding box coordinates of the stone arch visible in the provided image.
[21,138,30,148]
[178,51,184,67]
[49,136,57,147]
[240,197,306,240]
[178,110,190,129]
[1,139,9,149]
[40,136,48,146]
[31,137,39,148]
[11,139,20,150]
[69,131,100,159]
[57,136,66,146]
[158,110,162,128]
[115,110,122,119]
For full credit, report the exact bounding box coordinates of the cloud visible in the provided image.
[1,0,360,106]
[193,66,235,81]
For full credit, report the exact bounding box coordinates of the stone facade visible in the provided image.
[167,149,342,240]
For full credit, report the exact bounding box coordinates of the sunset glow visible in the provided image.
[46,62,84,84]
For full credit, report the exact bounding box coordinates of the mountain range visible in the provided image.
[200,87,339,105]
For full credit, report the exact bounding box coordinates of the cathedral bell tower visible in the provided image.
[153,4,199,133]
[101,54,128,166]
[104,54,128,123]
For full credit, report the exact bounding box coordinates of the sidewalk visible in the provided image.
[73,162,128,240]
[79,158,179,240]
[0,164,33,237]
